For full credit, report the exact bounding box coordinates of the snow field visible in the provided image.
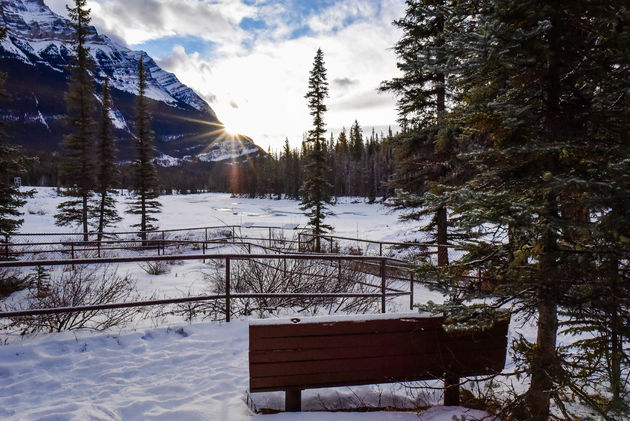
[0,187,502,420]
[0,321,496,420]
[19,188,420,244]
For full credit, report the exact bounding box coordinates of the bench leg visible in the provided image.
[444,373,460,406]
[285,388,301,412]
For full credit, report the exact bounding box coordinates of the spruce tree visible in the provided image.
[300,48,333,252]
[410,1,630,418]
[334,129,349,196]
[127,57,161,241]
[55,0,97,241]
[0,27,29,242]
[349,120,363,161]
[380,0,466,267]
[92,77,121,241]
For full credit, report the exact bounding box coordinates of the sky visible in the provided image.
[46,0,404,151]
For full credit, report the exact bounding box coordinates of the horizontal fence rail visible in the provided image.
[0,253,416,322]
[0,293,410,319]
[2,224,461,264]
[0,253,405,268]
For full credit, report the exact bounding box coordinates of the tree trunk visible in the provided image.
[82,193,89,242]
[525,203,559,420]
[97,190,106,242]
[605,251,624,408]
[609,306,622,406]
[526,287,558,420]
[141,193,147,243]
[436,206,448,266]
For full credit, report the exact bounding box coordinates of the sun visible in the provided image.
[220,122,239,137]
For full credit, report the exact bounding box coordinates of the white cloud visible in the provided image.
[89,0,255,49]
[45,0,404,149]
[156,1,403,149]
[46,0,255,47]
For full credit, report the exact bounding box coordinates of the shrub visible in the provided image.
[0,269,32,298]
[7,264,142,333]
[138,260,170,275]
[169,257,379,322]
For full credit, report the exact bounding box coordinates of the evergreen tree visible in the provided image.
[366,136,377,203]
[127,57,161,241]
[55,0,97,241]
[92,77,121,241]
[0,27,29,241]
[300,48,333,252]
[411,1,629,418]
[349,120,363,161]
[334,129,349,196]
[380,0,465,266]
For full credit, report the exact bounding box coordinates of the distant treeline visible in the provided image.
[228,122,398,200]
[20,121,400,200]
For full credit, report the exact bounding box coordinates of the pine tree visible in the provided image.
[55,0,97,241]
[92,77,121,241]
[127,57,161,241]
[0,27,29,242]
[300,48,333,252]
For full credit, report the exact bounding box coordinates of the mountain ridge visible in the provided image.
[0,0,263,165]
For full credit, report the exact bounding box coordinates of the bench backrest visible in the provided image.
[249,315,509,392]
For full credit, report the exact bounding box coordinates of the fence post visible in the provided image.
[444,373,460,406]
[232,226,235,242]
[205,227,208,243]
[225,257,231,322]
[380,259,386,313]
[410,272,414,310]
[338,259,342,283]
[379,243,383,256]
[161,231,165,255]
[298,233,301,252]
[4,235,8,260]
[283,258,287,278]
[329,236,333,253]
[97,239,101,258]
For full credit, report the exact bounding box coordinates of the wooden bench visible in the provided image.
[249,313,510,412]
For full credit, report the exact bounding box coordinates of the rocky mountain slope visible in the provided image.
[0,0,262,165]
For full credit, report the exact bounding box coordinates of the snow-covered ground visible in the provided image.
[0,320,496,421]
[0,188,501,420]
[20,187,420,243]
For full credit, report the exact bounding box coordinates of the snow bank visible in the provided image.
[0,320,494,421]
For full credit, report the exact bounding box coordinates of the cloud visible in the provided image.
[156,45,218,105]
[333,77,359,89]
[85,0,255,51]
[48,0,405,149]
[306,0,378,33]
[332,89,393,111]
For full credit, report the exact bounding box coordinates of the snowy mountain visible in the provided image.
[0,0,263,164]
